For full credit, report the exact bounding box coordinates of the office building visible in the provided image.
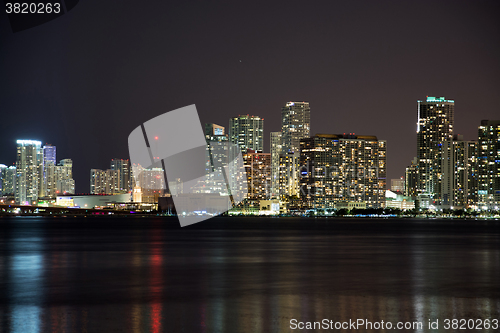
[299,134,386,210]
[15,140,42,205]
[229,115,264,152]
[477,120,500,209]
[416,96,454,205]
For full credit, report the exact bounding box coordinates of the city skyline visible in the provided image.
[0,98,497,199]
[1,1,499,194]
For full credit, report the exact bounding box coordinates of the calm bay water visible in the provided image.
[0,216,499,332]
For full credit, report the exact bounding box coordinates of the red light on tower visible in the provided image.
[155,136,158,140]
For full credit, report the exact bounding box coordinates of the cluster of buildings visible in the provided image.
[203,101,387,214]
[0,140,75,205]
[2,97,497,215]
[402,97,499,211]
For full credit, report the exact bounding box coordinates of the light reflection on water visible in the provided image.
[0,217,499,332]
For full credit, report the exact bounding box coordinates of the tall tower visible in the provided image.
[281,101,310,154]
[229,115,264,152]
[41,144,56,197]
[15,140,42,205]
[441,136,477,209]
[416,96,454,206]
[477,120,500,209]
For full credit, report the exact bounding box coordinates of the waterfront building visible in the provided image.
[477,120,500,209]
[299,134,386,210]
[416,96,454,206]
[15,140,42,205]
[242,150,271,200]
[270,132,282,198]
[0,165,16,196]
[441,135,477,209]
[111,158,131,192]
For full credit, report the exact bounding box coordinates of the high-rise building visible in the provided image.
[43,144,56,165]
[90,169,121,195]
[270,132,282,198]
[279,152,299,198]
[229,115,264,152]
[57,159,75,195]
[281,101,310,154]
[204,123,230,194]
[0,165,16,196]
[242,150,271,200]
[477,120,500,209]
[44,158,75,197]
[279,101,311,199]
[15,140,42,205]
[441,135,477,209]
[299,134,386,210]
[416,96,454,206]
[405,157,419,198]
[111,158,131,192]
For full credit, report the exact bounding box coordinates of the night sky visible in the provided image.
[1,0,499,193]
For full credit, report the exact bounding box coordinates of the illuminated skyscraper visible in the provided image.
[229,115,264,152]
[441,135,477,209]
[90,169,121,194]
[242,150,271,200]
[0,165,16,196]
[281,101,310,154]
[111,158,131,192]
[270,132,282,198]
[15,140,42,205]
[416,96,454,205]
[299,134,386,210]
[477,120,500,209]
[404,157,419,198]
[279,101,311,199]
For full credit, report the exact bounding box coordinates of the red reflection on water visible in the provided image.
[150,232,162,333]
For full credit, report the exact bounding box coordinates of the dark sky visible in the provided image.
[1,0,499,193]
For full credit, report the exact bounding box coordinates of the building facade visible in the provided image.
[270,132,282,198]
[111,158,131,193]
[242,150,271,200]
[281,101,311,154]
[229,115,264,152]
[416,96,454,206]
[477,120,500,209]
[441,136,477,209]
[15,140,42,204]
[299,134,386,210]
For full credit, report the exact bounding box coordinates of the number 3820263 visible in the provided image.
[6,3,61,14]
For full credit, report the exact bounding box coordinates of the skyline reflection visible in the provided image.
[0,217,499,332]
